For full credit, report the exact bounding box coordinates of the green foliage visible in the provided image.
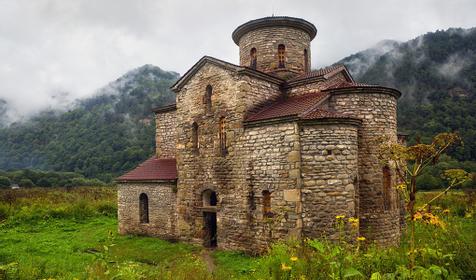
[1,188,475,279]
[340,28,476,177]
[0,177,10,188]
[0,65,178,181]
[18,179,34,188]
[0,169,105,188]
[416,173,442,190]
[0,187,117,224]
[247,190,476,279]
[36,178,52,188]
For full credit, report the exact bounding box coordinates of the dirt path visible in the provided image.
[200,249,216,273]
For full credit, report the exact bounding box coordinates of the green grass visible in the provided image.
[0,187,475,279]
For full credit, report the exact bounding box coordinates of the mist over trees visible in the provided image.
[0,28,474,187]
[340,27,476,162]
[339,27,476,189]
[0,65,178,182]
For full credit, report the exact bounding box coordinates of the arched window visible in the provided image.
[250,48,257,69]
[202,189,217,206]
[304,49,309,72]
[219,117,227,156]
[204,85,212,112]
[278,44,286,68]
[383,166,392,210]
[139,193,149,223]
[192,122,199,151]
[262,190,272,217]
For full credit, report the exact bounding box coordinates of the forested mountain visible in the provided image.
[0,98,8,125]
[0,65,178,182]
[339,27,476,162]
[0,27,475,185]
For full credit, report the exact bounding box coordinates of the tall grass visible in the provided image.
[0,188,474,279]
[246,190,476,279]
[0,187,117,226]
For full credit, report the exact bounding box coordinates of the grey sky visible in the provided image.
[1,0,475,121]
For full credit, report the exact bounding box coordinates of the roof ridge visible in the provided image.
[171,56,284,92]
[287,64,349,83]
[298,93,330,118]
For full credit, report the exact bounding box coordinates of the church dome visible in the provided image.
[232,16,317,79]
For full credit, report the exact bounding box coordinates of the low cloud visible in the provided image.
[0,0,475,124]
[437,52,470,79]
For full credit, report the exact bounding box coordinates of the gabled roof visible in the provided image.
[117,157,177,182]
[286,64,354,85]
[245,92,330,122]
[170,56,284,92]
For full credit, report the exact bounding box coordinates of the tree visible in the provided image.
[37,178,52,188]
[0,176,11,188]
[379,132,471,270]
[18,179,35,188]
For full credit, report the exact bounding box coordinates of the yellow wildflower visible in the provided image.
[357,236,366,242]
[413,212,423,220]
[281,263,292,271]
[348,217,359,228]
[423,212,446,228]
[395,183,406,191]
[290,256,298,262]
[442,209,450,214]
[335,215,345,220]
[407,249,418,256]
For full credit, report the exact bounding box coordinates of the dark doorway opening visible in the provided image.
[203,212,217,248]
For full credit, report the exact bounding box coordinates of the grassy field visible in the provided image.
[0,187,475,279]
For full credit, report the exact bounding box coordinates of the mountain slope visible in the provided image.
[338,39,400,79]
[0,65,179,182]
[339,28,476,161]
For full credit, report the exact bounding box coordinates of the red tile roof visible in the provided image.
[300,108,352,120]
[245,92,329,122]
[288,65,347,82]
[325,81,377,90]
[117,157,177,182]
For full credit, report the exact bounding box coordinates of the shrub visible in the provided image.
[417,173,442,190]
[70,177,88,186]
[37,178,52,188]
[0,176,11,188]
[96,202,117,217]
[0,204,12,221]
[18,179,35,188]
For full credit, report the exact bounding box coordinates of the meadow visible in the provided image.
[0,187,474,280]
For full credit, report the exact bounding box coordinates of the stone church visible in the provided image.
[117,16,403,252]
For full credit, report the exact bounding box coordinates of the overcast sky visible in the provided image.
[1,0,475,121]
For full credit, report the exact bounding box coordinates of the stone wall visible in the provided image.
[240,122,302,251]
[300,122,359,239]
[155,110,177,158]
[118,182,177,239]
[238,27,311,78]
[328,89,401,245]
[174,62,283,251]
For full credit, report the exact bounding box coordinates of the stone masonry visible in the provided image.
[117,16,404,253]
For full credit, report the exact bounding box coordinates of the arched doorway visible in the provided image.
[202,189,217,247]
